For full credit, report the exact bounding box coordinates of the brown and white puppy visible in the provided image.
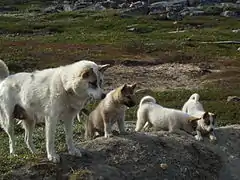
[85,83,137,139]
[182,93,217,141]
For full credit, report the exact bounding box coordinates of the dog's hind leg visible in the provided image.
[63,117,82,157]
[22,120,36,153]
[2,116,16,155]
[143,121,153,131]
[6,121,15,155]
[135,112,147,132]
[45,116,60,163]
[85,118,95,140]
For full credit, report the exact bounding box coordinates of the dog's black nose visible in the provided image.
[101,93,106,99]
[209,128,213,132]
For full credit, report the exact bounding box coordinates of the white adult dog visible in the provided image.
[182,93,217,141]
[0,59,110,163]
[135,96,201,136]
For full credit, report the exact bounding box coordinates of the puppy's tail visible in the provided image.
[0,59,9,81]
[189,93,200,102]
[139,96,156,107]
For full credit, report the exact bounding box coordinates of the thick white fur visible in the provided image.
[135,96,199,135]
[0,59,109,163]
[182,93,217,141]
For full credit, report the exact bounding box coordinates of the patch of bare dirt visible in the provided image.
[3,125,240,180]
[104,63,212,91]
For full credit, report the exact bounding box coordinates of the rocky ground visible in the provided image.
[2,124,240,180]
[103,62,214,91]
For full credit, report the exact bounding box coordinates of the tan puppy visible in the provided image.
[85,83,137,139]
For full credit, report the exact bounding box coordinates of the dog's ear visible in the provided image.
[99,64,111,73]
[81,68,94,79]
[121,84,127,91]
[202,112,210,120]
[130,83,137,90]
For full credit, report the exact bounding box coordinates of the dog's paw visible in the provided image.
[48,154,60,163]
[10,153,18,158]
[195,135,203,141]
[69,147,82,157]
[112,130,120,136]
[104,133,113,138]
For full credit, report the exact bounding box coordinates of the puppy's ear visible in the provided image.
[202,112,210,120]
[81,68,94,79]
[211,113,217,119]
[121,84,127,92]
[99,64,111,73]
[130,83,137,90]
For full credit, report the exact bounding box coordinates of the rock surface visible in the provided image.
[2,125,240,180]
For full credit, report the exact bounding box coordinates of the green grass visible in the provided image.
[0,11,240,66]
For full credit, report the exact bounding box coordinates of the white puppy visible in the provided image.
[135,96,201,136]
[0,59,110,163]
[182,93,217,141]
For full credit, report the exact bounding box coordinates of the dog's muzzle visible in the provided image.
[209,128,214,132]
[124,101,136,108]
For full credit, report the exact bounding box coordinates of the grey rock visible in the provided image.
[0,6,18,12]
[43,5,63,14]
[84,2,106,11]
[121,5,149,15]
[221,11,237,17]
[227,96,240,102]
[73,0,93,10]
[190,10,205,16]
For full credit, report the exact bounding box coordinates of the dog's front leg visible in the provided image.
[195,130,203,141]
[209,131,217,142]
[45,117,60,163]
[104,121,113,138]
[63,118,82,157]
[117,116,127,135]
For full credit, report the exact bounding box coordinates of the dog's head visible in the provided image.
[83,64,110,100]
[63,61,111,100]
[197,112,216,133]
[118,83,137,107]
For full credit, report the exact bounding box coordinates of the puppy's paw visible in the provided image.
[209,135,217,142]
[69,147,82,157]
[104,133,113,138]
[48,154,60,163]
[195,135,203,141]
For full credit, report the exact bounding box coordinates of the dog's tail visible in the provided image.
[0,60,9,82]
[139,96,156,107]
[189,93,200,101]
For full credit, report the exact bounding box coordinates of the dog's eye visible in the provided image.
[89,80,98,88]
